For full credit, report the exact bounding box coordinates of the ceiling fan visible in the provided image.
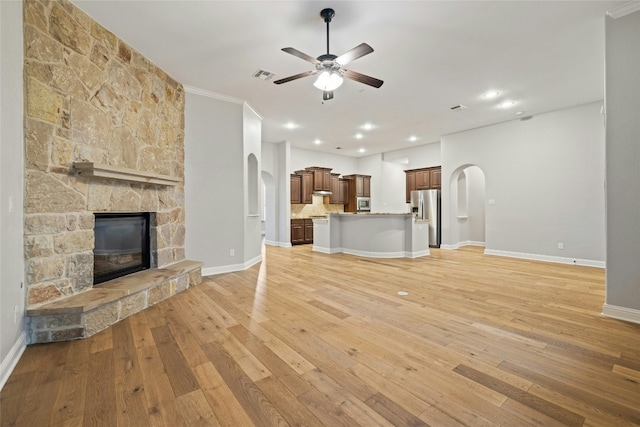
[274,8,383,101]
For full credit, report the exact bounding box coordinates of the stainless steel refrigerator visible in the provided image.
[411,189,441,248]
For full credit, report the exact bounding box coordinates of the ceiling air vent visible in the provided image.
[253,69,275,81]
[450,104,468,112]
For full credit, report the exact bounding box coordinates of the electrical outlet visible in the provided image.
[558,242,564,250]
[229,249,235,257]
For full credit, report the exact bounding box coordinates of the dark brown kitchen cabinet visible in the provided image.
[290,174,301,204]
[291,219,305,244]
[363,176,371,197]
[329,173,341,204]
[343,174,371,197]
[292,170,313,204]
[304,219,314,243]
[339,179,349,204]
[415,169,430,189]
[405,166,441,202]
[343,174,371,212]
[291,219,313,244]
[430,167,441,189]
[405,171,416,203]
[305,166,332,193]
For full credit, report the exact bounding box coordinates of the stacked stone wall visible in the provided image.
[23,0,186,307]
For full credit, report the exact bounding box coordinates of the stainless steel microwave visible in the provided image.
[356,197,371,212]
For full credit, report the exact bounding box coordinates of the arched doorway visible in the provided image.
[448,165,486,249]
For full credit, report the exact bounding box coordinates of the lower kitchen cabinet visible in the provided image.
[291,219,313,244]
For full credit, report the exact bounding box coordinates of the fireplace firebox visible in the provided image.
[93,212,151,284]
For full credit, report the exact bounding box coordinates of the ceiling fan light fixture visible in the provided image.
[313,70,343,91]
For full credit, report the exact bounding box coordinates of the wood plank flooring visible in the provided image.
[2,245,640,426]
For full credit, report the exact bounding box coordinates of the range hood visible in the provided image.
[313,190,332,196]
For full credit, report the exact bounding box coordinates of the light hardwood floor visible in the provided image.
[2,245,640,426]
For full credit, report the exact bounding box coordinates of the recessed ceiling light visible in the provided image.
[314,139,322,145]
[362,123,374,131]
[285,122,298,129]
[358,148,366,153]
[409,135,418,142]
[355,133,363,139]
[483,90,500,99]
[499,100,516,108]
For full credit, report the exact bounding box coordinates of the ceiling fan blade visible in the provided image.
[273,70,316,85]
[342,69,384,88]
[335,43,374,65]
[323,90,334,101]
[281,47,319,64]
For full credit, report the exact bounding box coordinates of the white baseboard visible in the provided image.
[264,240,291,247]
[313,246,429,259]
[441,241,485,250]
[602,304,640,325]
[484,249,605,268]
[312,245,341,255]
[462,241,486,247]
[0,332,26,392]
[440,243,459,250]
[201,254,262,276]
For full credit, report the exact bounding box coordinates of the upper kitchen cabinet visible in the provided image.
[430,167,441,189]
[305,166,332,193]
[290,174,301,204]
[329,173,341,204]
[292,170,313,204]
[415,169,430,189]
[405,166,441,202]
[339,179,349,204]
[343,174,371,197]
[405,171,416,203]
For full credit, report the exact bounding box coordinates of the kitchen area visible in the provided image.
[290,167,372,245]
[290,165,441,258]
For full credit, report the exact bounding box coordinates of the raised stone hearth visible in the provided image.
[26,260,202,343]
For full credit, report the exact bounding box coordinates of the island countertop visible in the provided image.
[312,212,429,258]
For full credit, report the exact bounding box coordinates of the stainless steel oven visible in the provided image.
[356,197,371,212]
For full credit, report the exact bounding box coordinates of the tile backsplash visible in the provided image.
[291,195,344,218]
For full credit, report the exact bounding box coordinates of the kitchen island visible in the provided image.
[312,213,430,258]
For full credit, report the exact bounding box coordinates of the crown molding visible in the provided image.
[606,1,640,19]
[183,85,263,120]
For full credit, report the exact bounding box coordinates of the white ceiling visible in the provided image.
[73,1,621,157]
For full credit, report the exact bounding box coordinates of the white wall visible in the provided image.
[604,8,640,318]
[0,0,26,390]
[184,91,246,274]
[442,102,605,265]
[379,160,409,213]
[381,142,443,213]
[384,143,442,170]
[356,154,384,212]
[290,147,358,176]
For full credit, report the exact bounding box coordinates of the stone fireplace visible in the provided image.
[23,0,201,343]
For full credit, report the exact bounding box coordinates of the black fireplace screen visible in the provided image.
[93,212,151,284]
